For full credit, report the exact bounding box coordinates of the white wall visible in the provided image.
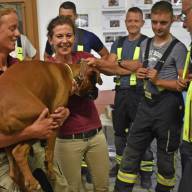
[36,0,191,90]
[36,0,104,60]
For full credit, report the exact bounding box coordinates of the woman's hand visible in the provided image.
[26,108,59,139]
[50,106,70,126]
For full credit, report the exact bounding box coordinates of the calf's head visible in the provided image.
[69,60,102,99]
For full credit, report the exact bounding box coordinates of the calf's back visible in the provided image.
[0,60,73,134]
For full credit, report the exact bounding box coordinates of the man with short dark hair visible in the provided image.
[114,1,187,192]
[44,1,109,61]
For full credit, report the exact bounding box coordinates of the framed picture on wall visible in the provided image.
[102,0,125,9]
[108,0,119,7]
[76,14,88,28]
[105,36,115,43]
[144,0,153,4]
[110,20,120,28]
[145,13,151,19]
[172,0,181,4]
[103,31,126,48]
[102,12,126,32]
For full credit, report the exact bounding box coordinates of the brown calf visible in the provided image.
[0,60,102,191]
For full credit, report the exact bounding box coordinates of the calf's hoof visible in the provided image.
[25,176,41,192]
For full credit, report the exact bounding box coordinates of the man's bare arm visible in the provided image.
[119,60,143,72]
[98,47,109,59]
[147,68,189,91]
[85,54,131,76]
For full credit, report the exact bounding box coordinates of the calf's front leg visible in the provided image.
[45,131,57,179]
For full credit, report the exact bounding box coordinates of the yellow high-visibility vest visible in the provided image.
[115,35,146,87]
[183,46,192,142]
[116,46,140,86]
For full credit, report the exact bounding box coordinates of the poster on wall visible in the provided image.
[102,0,125,9]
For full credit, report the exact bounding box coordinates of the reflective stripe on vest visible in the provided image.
[77,45,84,51]
[115,47,122,86]
[16,37,23,61]
[183,46,192,142]
[130,46,140,85]
[183,46,191,79]
[76,29,84,52]
[16,47,24,61]
[117,170,137,184]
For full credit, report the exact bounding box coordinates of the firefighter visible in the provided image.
[114,1,187,192]
[178,0,192,191]
[109,9,154,189]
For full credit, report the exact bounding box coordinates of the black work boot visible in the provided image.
[85,169,92,183]
[114,179,134,192]
[110,164,119,177]
[155,183,172,192]
[140,172,152,189]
